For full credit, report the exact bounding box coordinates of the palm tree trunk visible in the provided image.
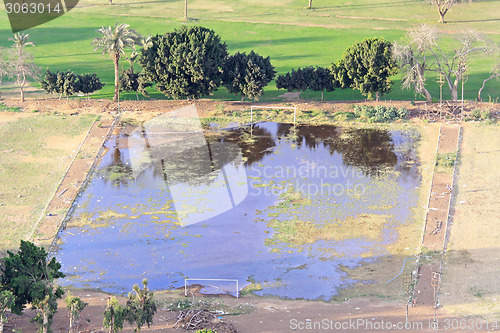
[113,53,120,102]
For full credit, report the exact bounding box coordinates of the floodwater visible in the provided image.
[53,121,421,300]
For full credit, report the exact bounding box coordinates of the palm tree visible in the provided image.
[9,32,35,55]
[92,23,141,102]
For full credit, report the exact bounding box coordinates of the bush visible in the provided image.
[471,108,481,119]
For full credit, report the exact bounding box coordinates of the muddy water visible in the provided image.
[53,122,420,300]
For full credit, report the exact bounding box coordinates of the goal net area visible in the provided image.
[184,278,239,298]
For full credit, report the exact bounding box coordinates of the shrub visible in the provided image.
[384,106,398,120]
[397,107,408,119]
[471,108,481,119]
[480,109,492,120]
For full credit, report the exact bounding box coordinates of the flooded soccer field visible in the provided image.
[53,117,422,300]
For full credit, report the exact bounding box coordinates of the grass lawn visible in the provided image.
[0,0,499,102]
[0,112,95,254]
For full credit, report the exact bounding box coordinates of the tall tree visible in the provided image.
[139,26,228,100]
[125,279,157,333]
[7,33,40,102]
[333,37,397,101]
[427,0,471,23]
[308,66,336,101]
[394,25,491,102]
[92,23,141,102]
[276,67,313,101]
[222,51,276,101]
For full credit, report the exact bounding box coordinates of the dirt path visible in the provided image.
[31,117,118,248]
[413,125,461,312]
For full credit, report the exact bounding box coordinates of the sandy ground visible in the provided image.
[1,98,499,333]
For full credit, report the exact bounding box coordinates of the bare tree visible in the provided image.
[427,0,471,23]
[7,33,40,102]
[478,63,500,102]
[394,25,491,102]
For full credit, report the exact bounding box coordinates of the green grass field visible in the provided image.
[0,0,499,101]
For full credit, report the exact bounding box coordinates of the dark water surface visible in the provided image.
[53,122,421,300]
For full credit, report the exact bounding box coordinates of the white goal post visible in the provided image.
[250,106,297,124]
[184,278,239,298]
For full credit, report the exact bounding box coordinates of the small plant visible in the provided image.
[169,299,192,311]
[65,293,88,333]
[480,109,491,120]
[397,107,408,119]
[436,152,456,169]
[410,101,416,106]
[471,108,481,119]
[195,330,217,333]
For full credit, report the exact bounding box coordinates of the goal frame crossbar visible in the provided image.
[184,278,239,298]
[250,106,297,124]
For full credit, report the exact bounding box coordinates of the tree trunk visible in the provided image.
[69,315,74,333]
[422,87,432,103]
[375,91,380,101]
[241,94,244,102]
[321,90,324,102]
[20,86,25,102]
[478,74,497,102]
[109,0,113,5]
[451,86,458,101]
[308,0,312,9]
[113,53,120,103]
[439,11,445,23]
[184,0,188,19]
[43,312,49,333]
[1,316,5,333]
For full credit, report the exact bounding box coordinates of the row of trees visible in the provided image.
[0,241,157,333]
[40,70,105,100]
[1,24,498,104]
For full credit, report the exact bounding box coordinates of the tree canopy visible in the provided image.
[0,240,65,315]
[222,51,276,101]
[276,67,313,100]
[139,26,228,100]
[333,37,397,101]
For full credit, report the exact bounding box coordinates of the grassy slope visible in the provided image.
[0,0,499,101]
[0,113,95,254]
